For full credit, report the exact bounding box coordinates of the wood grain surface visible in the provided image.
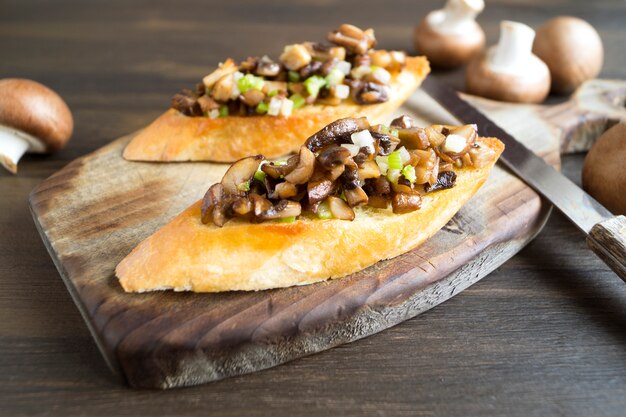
[2,0,626,414]
[29,90,558,388]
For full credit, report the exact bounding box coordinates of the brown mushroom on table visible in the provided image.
[465,21,551,104]
[532,16,604,95]
[582,121,626,215]
[414,0,485,68]
[0,78,73,174]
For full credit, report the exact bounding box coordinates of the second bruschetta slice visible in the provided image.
[116,115,504,293]
[123,24,430,163]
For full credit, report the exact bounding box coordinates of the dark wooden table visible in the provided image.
[2,0,625,415]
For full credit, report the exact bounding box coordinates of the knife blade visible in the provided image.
[421,77,626,282]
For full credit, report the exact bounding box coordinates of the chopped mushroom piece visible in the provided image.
[172,24,406,119]
[198,115,478,226]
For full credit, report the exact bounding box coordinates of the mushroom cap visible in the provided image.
[414,15,485,68]
[0,78,73,152]
[582,122,626,215]
[465,50,551,103]
[533,16,604,95]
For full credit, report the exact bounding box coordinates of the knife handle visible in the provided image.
[587,215,626,283]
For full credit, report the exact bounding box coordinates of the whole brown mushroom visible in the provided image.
[466,21,550,104]
[533,16,604,95]
[414,0,485,68]
[582,122,626,215]
[0,78,73,174]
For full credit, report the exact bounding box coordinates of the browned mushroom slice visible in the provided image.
[392,192,422,214]
[305,117,370,152]
[442,124,478,157]
[390,115,414,129]
[197,95,219,113]
[270,181,299,199]
[327,196,355,221]
[221,155,265,195]
[231,196,253,216]
[357,160,380,181]
[284,146,316,184]
[367,176,391,196]
[325,164,345,181]
[369,130,400,155]
[249,193,273,221]
[257,200,302,220]
[424,171,457,193]
[201,183,226,224]
[240,89,265,107]
[352,82,388,104]
[368,195,389,209]
[344,186,369,207]
[255,56,281,77]
[396,127,430,150]
[262,155,298,179]
[423,127,446,147]
[327,24,376,55]
[299,61,323,79]
[318,145,352,170]
[171,93,202,116]
[307,178,337,204]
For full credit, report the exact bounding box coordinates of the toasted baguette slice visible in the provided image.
[116,137,504,293]
[122,56,430,163]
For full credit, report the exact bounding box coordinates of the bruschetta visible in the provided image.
[122,24,430,162]
[116,115,504,292]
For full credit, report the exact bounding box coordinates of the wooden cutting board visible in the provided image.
[29,79,626,389]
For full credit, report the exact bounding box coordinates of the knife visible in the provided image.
[421,77,626,283]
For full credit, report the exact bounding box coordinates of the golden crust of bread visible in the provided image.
[122,56,430,163]
[116,137,504,293]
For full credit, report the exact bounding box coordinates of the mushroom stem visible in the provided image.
[489,21,536,73]
[428,0,485,33]
[0,127,30,174]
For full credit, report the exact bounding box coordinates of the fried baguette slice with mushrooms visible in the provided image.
[122,56,429,163]
[116,136,503,293]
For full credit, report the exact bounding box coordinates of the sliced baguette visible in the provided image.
[122,56,430,163]
[116,137,504,293]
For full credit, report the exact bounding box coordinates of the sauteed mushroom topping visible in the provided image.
[172,24,407,118]
[201,116,488,226]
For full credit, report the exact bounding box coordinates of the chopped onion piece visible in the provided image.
[350,65,372,80]
[333,84,350,99]
[341,144,360,157]
[351,129,375,154]
[375,155,389,175]
[373,67,391,84]
[280,98,294,116]
[336,60,352,75]
[387,168,401,184]
[442,134,467,153]
[208,109,220,119]
[325,68,345,86]
[233,71,244,81]
[268,96,282,116]
[398,146,410,164]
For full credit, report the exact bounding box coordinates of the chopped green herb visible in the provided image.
[253,170,266,182]
[290,93,305,109]
[218,105,229,117]
[288,71,301,83]
[237,73,265,93]
[325,68,345,86]
[278,216,296,223]
[304,75,327,97]
[237,181,251,192]
[402,165,417,183]
[387,150,403,171]
[317,200,332,219]
[274,159,288,166]
[268,89,279,97]
[256,102,269,114]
